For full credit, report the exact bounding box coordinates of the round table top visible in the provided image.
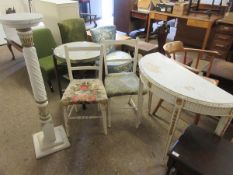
[0,13,42,29]
[54,41,100,62]
[139,52,233,108]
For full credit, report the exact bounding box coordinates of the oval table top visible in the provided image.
[54,41,100,62]
[139,52,233,108]
[0,13,42,29]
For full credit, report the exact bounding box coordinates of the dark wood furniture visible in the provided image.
[208,18,233,61]
[167,125,233,175]
[114,0,148,34]
[146,11,222,49]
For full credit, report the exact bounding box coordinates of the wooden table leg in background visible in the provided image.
[145,13,152,42]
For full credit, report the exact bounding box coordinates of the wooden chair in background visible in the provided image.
[150,41,219,125]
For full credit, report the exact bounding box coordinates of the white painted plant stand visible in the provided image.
[137,52,233,161]
[0,13,70,159]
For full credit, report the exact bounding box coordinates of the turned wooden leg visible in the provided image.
[7,41,15,60]
[152,99,164,116]
[194,114,201,125]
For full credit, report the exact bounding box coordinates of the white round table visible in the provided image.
[137,52,233,161]
[54,41,100,63]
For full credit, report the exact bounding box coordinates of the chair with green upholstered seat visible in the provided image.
[58,18,88,44]
[103,38,147,128]
[33,28,65,92]
[90,25,133,73]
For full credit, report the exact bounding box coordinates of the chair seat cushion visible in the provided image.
[105,72,147,97]
[39,55,55,72]
[106,51,133,73]
[61,79,107,106]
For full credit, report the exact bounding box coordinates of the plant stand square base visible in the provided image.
[33,125,70,159]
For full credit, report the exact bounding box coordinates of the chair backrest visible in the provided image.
[90,25,116,53]
[33,28,57,59]
[102,38,139,75]
[64,45,103,81]
[163,41,219,77]
[163,41,184,58]
[58,18,87,44]
[157,23,170,54]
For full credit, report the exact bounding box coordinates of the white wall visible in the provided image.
[90,0,102,18]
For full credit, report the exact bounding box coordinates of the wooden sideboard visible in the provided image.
[208,16,233,61]
[114,0,147,34]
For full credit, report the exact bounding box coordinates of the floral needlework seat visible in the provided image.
[61,79,107,106]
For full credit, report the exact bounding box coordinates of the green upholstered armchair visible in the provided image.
[33,28,65,92]
[58,18,88,44]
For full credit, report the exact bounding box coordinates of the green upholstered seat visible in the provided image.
[33,28,65,91]
[58,18,87,44]
[105,72,147,97]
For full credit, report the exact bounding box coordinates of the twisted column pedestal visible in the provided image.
[0,13,70,159]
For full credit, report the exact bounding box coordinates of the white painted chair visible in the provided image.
[61,45,108,137]
[103,38,147,128]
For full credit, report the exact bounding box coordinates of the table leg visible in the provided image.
[145,14,151,42]
[137,76,144,128]
[201,23,212,50]
[215,116,232,136]
[163,98,184,161]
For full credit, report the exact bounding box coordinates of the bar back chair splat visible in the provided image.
[90,25,133,73]
[61,45,108,137]
[103,38,147,128]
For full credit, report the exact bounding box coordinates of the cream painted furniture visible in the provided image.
[0,13,70,159]
[61,45,108,137]
[0,23,6,45]
[137,52,233,161]
[53,41,100,97]
[34,0,80,44]
[103,39,145,128]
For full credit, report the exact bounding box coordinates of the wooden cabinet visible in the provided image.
[209,22,233,61]
[114,0,141,34]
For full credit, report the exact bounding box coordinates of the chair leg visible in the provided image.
[7,41,15,60]
[47,80,54,92]
[63,106,70,137]
[152,99,163,116]
[100,102,108,135]
[194,114,201,125]
[107,99,111,128]
[148,90,153,115]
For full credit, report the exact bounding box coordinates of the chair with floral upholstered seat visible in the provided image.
[61,45,108,137]
[103,38,147,128]
[90,25,133,73]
